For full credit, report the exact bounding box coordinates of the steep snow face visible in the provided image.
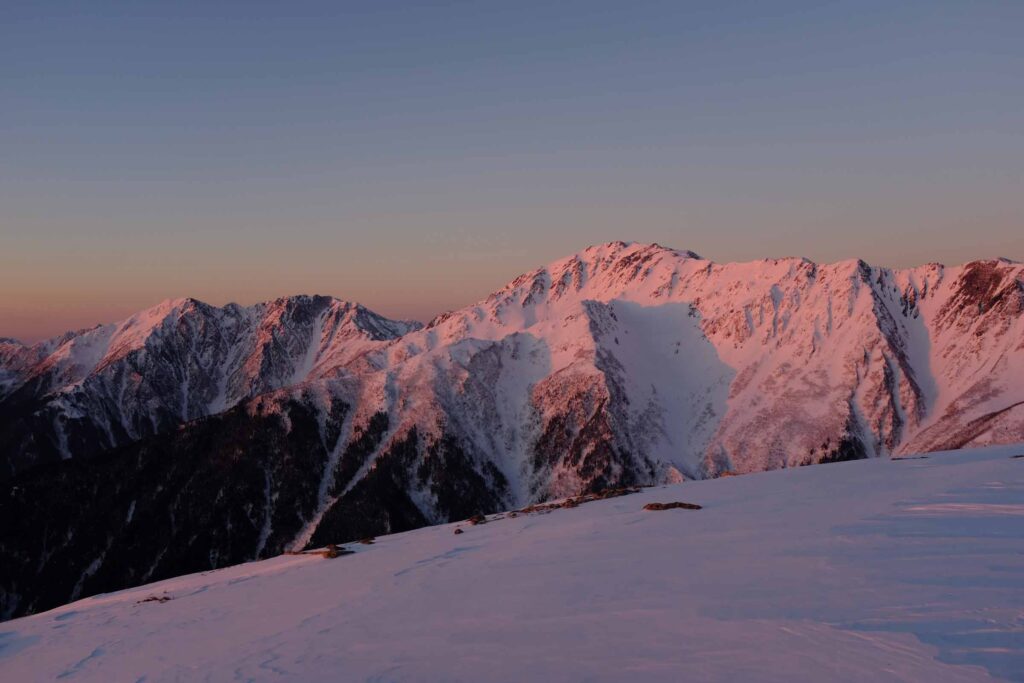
[899,259,1024,452]
[355,242,1024,485]
[0,296,420,476]
[2,443,1022,683]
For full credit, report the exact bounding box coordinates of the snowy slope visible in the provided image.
[2,443,1022,682]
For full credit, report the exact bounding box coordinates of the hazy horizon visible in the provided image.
[3,1,1022,342]
[5,240,1023,344]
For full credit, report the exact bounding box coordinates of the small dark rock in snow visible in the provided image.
[453,528,464,535]
[644,502,702,511]
[321,543,354,558]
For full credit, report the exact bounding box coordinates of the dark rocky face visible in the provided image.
[0,390,517,621]
[0,391,342,619]
[937,260,1024,331]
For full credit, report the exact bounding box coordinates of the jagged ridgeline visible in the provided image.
[2,242,1024,619]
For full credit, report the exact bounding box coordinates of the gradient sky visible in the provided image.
[2,1,1022,342]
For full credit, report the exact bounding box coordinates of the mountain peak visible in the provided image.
[148,296,203,312]
[583,240,702,261]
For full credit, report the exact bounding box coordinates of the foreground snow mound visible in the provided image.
[2,443,1022,683]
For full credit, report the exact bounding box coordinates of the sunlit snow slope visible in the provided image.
[2,443,1022,683]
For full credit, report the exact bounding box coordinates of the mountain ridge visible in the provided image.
[0,294,422,476]
[3,241,1023,481]
[1,241,1023,619]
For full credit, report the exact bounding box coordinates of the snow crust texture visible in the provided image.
[1,443,1022,682]
[2,242,1024,618]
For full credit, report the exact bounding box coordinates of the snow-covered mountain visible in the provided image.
[2,443,1022,682]
[2,241,1023,619]
[0,295,420,477]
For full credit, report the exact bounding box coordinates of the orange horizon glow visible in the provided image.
[4,228,1022,344]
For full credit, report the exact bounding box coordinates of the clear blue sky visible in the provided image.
[2,1,1022,340]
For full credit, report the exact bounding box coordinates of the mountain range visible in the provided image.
[2,241,1023,619]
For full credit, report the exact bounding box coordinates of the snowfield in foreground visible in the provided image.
[2,445,1023,682]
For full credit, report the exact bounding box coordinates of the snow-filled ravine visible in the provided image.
[2,444,1023,682]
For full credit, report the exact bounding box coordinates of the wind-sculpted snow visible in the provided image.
[2,444,1022,682]
[2,241,1024,619]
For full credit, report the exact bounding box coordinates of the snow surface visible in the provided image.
[2,444,1023,682]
